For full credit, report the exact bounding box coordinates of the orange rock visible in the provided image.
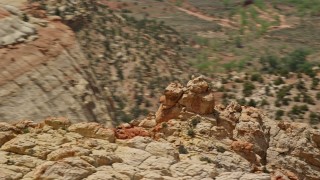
[155,104,182,123]
[155,76,215,123]
[179,91,215,114]
[162,83,183,108]
[115,126,150,139]
[231,141,253,153]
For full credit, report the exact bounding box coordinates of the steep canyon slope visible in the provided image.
[0,0,193,125]
[0,3,115,126]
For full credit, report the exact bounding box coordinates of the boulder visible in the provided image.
[68,123,115,142]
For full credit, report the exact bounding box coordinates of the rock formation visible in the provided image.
[155,76,215,123]
[0,77,319,179]
[0,5,36,47]
[0,4,114,125]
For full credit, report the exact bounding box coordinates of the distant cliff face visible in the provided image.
[0,4,114,125]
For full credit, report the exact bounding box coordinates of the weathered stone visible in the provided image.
[145,141,179,161]
[115,146,151,166]
[162,83,184,108]
[28,157,96,180]
[186,76,209,94]
[68,123,115,142]
[46,147,90,161]
[44,117,71,130]
[90,150,122,166]
[216,172,270,180]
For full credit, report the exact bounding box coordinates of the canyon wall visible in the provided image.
[0,5,114,126]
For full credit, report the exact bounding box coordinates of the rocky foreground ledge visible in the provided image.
[1,77,320,179]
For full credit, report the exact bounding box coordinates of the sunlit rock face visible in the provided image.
[0,4,113,125]
[1,77,319,180]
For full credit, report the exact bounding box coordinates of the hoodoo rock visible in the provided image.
[156,76,215,123]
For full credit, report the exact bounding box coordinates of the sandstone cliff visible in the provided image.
[0,4,114,125]
[0,77,319,179]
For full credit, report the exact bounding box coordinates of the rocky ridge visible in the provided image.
[0,77,319,179]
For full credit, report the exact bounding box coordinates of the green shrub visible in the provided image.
[310,112,320,125]
[311,78,319,89]
[251,73,264,83]
[216,146,226,153]
[162,122,168,129]
[235,36,243,48]
[260,99,269,106]
[316,92,320,100]
[275,100,281,107]
[22,13,29,22]
[293,94,301,102]
[248,99,257,107]
[265,86,270,96]
[243,81,255,97]
[276,85,293,102]
[237,98,246,106]
[191,117,200,127]
[300,104,309,112]
[275,110,284,120]
[200,156,213,163]
[291,105,301,115]
[178,145,188,154]
[260,49,316,76]
[296,80,307,91]
[274,77,284,85]
[187,129,195,137]
[303,93,315,105]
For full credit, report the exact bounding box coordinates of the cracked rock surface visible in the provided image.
[1,77,320,179]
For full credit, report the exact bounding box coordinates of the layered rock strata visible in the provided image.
[0,5,113,125]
